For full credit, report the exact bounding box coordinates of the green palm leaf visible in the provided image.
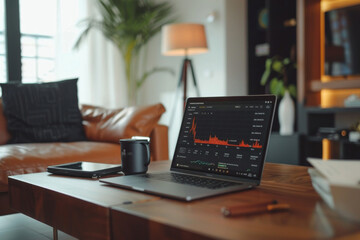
[74,0,176,105]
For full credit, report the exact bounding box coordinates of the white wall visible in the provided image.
[137,0,248,158]
[225,0,248,96]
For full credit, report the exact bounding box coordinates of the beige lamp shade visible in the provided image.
[161,23,208,56]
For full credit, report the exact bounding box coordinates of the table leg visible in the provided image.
[53,227,58,240]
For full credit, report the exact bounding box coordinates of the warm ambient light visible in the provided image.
[322,138,341,160]
[321,0,360,12]
[321,89,360,107]
[322,139,331,160]
[161,23,208,56]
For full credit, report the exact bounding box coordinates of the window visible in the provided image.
[20,0,57,83]
[0,0,6,83]
[3,0,81,84]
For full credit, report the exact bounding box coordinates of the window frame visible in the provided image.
[4,0,56,83]
[5,0,22,82]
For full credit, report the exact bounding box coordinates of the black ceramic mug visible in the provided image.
[120,138,150,175]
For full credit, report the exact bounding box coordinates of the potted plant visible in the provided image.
[260,56,297,135]
[75,0,175,105]
[260,56,296,98]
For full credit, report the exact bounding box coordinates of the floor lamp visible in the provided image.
[161,23,208,126]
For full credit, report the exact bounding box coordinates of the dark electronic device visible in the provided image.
[324,4,360,76]
[47,162,122,178]
[317,127,349,140]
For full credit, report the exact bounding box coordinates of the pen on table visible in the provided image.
[221,199,276,216]
[221,200,290,217]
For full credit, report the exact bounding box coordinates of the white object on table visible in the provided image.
[308,158,360,222]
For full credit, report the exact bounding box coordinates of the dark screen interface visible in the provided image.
[173,99,274,180]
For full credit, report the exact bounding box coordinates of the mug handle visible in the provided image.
[144,143,151,166]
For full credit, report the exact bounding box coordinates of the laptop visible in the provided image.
[100,95,276,201]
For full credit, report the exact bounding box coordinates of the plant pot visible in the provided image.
[278,90,295,135]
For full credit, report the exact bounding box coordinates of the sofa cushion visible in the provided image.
[0,142,121,192]
[0,79,86,144]
[81,103,166,143]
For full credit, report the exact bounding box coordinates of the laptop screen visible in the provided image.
[171,95,276,181]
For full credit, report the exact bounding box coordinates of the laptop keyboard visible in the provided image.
[144,172,241,190]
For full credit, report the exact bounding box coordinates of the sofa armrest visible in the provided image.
[0,99,10,145]
[149,124,169,161]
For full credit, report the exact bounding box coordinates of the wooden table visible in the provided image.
[8,170,155,240]
[8,161,360,240]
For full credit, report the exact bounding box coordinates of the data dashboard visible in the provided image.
[172,99,274,180]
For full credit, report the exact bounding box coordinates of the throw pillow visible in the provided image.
[0,79,86,143]
[80,103,166,143]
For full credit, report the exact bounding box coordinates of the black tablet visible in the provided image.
[47,162,122,178]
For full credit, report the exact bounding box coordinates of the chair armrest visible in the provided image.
[149,124,169,161]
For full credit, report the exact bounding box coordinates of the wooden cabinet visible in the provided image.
[298,107,360,160]
[248,0,360,164]
[296,0,360,161]
[267,133,303,165]
[297,0,360,107]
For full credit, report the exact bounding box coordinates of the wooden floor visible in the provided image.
[0,213,77,240]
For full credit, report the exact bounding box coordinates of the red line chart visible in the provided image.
[189,117,262,148]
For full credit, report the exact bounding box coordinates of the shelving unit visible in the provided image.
[247,0,360,165]
[304,106,360,113]
[247,0,300,164]
[311,79,360,91]
[247,0,297,131]
[298,106,360,162]
[248,0,297,96]
[296,0,360,162]
[297,0,360,107]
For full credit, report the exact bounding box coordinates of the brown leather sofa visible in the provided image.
[0,100,169,215]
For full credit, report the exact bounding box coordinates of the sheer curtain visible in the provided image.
[55,0,127,108]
